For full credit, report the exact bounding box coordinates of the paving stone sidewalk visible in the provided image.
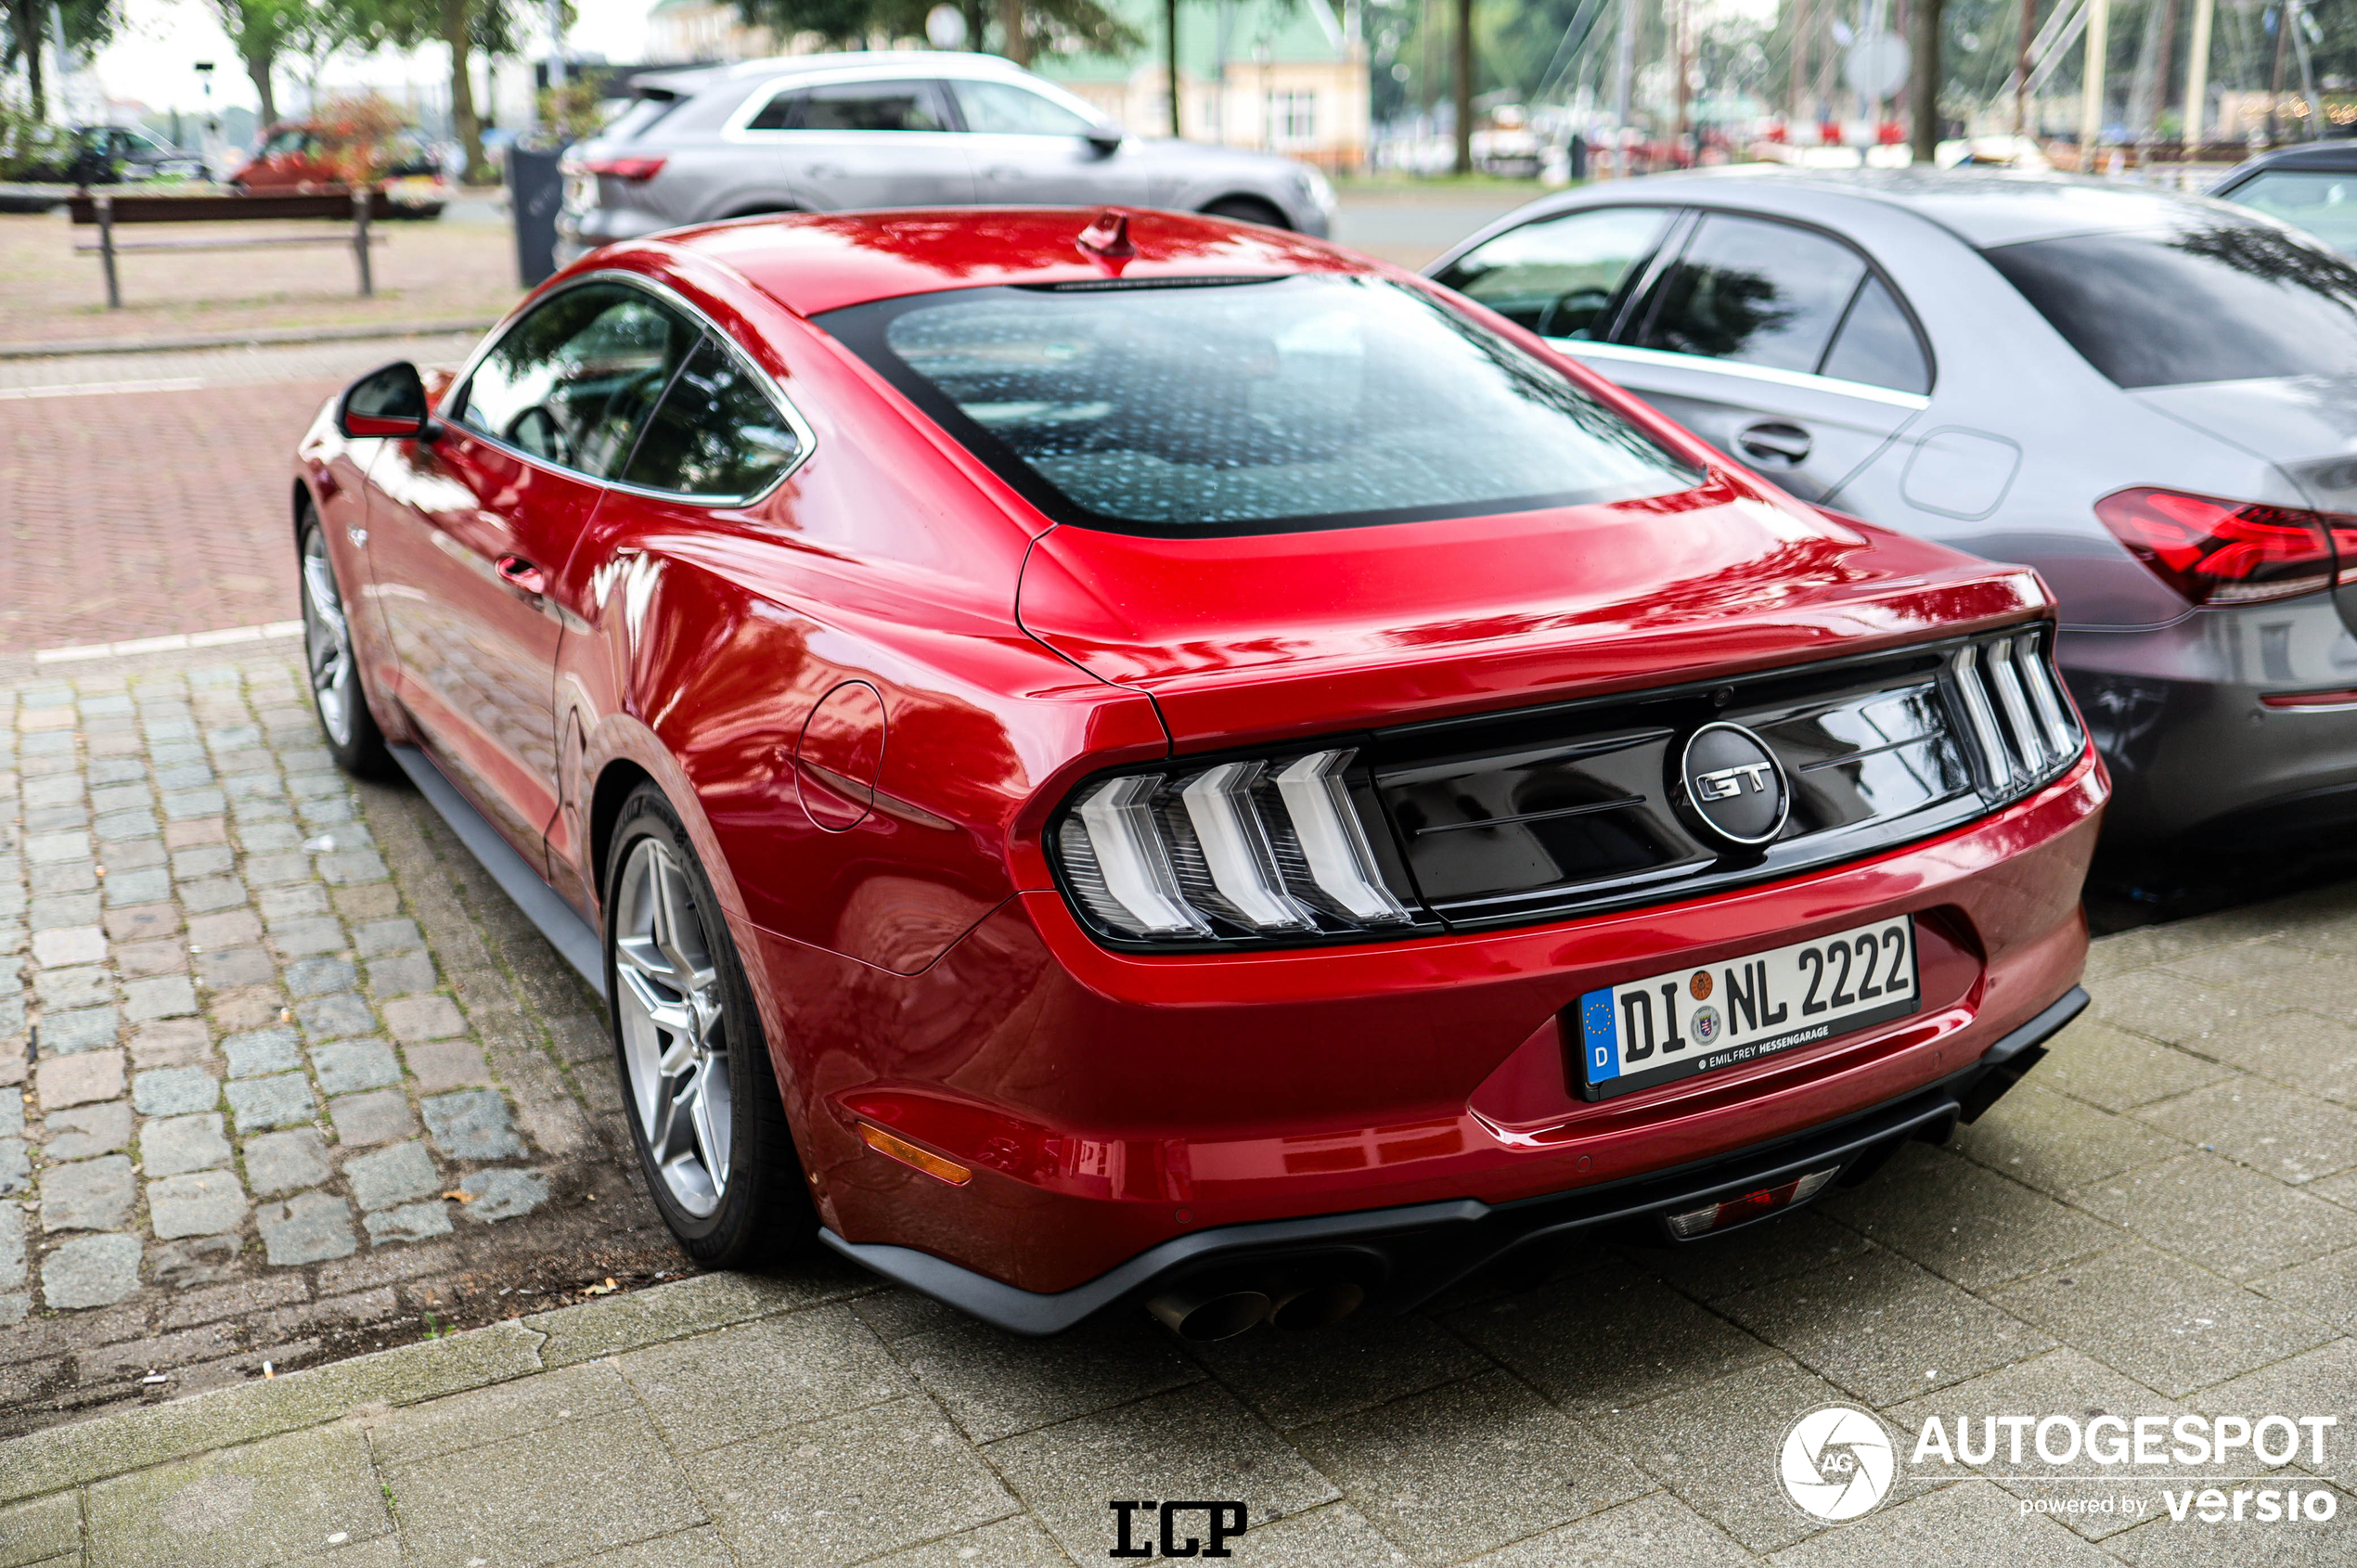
[3,648,683,1436]
[6,648,2357,1565]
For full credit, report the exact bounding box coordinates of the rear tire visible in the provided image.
[604,783,810,1266]
[1201,196,1292,231]
[298,514,393,778]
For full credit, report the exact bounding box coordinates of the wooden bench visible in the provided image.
[67,188,397,309]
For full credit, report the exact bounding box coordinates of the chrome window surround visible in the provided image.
[439,268,818,508]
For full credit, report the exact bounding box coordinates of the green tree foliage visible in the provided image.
[731,0,1134,59]
[4,0,116,122]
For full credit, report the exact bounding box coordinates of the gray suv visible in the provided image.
[558,51,1335,263]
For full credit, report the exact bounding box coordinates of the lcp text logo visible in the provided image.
[1109,1501,1247,1558]
[1780,1405,1898,1522]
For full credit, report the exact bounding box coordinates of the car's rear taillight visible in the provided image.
[585,156,666,182]
[2095,487,2357,607]
[1056,748,1411,945]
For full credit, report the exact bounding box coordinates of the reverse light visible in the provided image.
[1058,747,1411,945]
[584,155,667,182]
[2095,487,2357,608]
[1664,1165,1841,1239]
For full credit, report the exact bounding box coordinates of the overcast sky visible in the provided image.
[90,0,656,113]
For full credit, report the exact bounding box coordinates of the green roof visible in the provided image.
[1031,0,1349,84]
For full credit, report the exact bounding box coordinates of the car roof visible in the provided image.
[2217,141,2357,182]
[652,208,1377,317]
[1521,166,2256,249]
[636,48,1039,96]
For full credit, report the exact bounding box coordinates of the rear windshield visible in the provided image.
[603,94,680,141]
[815,275,1699,534]
[1985,223,2357,387]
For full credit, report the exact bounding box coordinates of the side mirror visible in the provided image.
[336,360,436,440]
[1084,125,1124,156]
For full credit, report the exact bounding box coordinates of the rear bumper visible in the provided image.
[2061,597,2357,842]
[825,985,2087,1333]
[787,754,2102,1307]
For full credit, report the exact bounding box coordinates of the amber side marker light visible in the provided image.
[2261,688,2357,711]
[858,1123,972,1186]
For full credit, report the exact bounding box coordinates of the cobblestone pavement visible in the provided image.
[0,336,478,656]
[5,652,2357,1562]
[3,647,686,1437]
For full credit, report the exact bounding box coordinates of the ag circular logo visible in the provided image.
[1779,1404,1896,1521]
[1677,722,1790,848]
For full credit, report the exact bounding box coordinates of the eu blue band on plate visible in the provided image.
[1579,987,1619,1082]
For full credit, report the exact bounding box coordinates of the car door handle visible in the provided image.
[1735,421,1812,467]
[496,554,547,595]
[982,165,1024,182]
[805,161,847,179]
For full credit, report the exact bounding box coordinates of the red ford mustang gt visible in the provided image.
[295,208,2106,1339]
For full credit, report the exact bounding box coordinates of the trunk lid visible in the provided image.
[2133,374,2357,635]
[1015,473,2051,748]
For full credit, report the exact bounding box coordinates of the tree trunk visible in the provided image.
[16,0,47,121]
[2151,0,2180,132]
[242,45,278,129]
[441,0,485,184]
[1451,0,1472,174]
[1911,0,1942,161]
[998,0,1028,64]
[1165,0,1180,136]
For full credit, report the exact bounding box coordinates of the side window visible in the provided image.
[744,88,797,131]
[262,128,305,156]
[621,337,805,499]
[457,283,699,478]
[1430,206,1672,340]
[794,81,947,133]
[1820,276,1931,394]
[1637,213,1866,373]
[952,79,1098,136]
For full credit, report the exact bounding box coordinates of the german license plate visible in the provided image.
[1574,917,1920,1100]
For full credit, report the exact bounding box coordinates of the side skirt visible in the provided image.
[387,743,608,1001]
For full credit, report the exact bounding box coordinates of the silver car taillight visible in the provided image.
[1056,747,1411,945]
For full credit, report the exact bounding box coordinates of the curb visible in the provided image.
[0,1268,868,1505]
[0,317,501,361]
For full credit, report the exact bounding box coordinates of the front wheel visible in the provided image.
[299,517,393,778]
[605,784,810,1266]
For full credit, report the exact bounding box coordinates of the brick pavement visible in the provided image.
[2,641,2354,1560]
[2,649,685,1437]
[0,336,477,656]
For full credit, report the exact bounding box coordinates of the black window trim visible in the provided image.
[1616,205,1938,397]
[441,269,818,508]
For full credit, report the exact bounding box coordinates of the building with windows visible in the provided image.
[1035,0,1368,171]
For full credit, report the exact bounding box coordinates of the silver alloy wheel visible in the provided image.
[300,530,357,748]
[613,837,733,1217]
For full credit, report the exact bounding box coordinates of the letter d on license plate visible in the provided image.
[1574,917,1920,1100]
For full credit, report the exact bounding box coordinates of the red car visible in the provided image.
[296,209,2105,1339]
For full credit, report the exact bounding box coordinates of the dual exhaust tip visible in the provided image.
[1144,1279,1368,1341]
